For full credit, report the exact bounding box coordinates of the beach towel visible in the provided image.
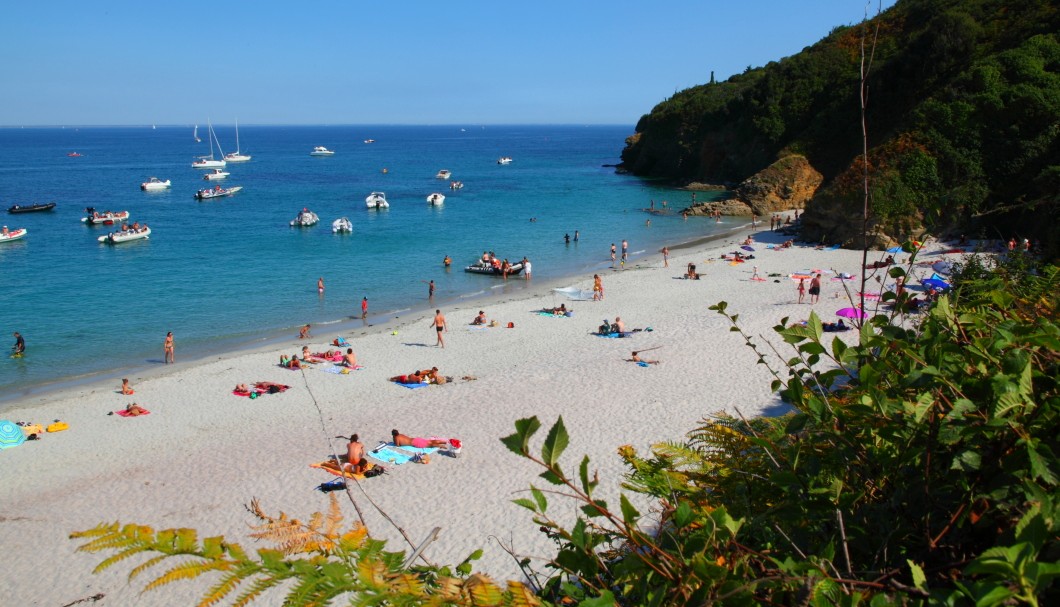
[466,326,490,331]
[115,408,150,417]
[368,445,416,465]
[322,365,364,374]
[232,389,263,397]
[637,361,650,368]
[593,332,631,338]
[396,382,430,389]
[384,441,440,456]
[750,277,766,282]
[310,459,379,480]
[536,311,571,318]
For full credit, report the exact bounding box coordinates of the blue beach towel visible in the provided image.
[369,445,416,466]
[322,365,364,374]
[384,442,440,456]
[637,361,650,368]
[397,382,430,389]
[593,332,631,339]
[466,326,490,331]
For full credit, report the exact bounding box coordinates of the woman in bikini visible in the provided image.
[164,332,174,364]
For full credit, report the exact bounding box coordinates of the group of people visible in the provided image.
[389,366,448,385]
[117,221,148,234]
[598,316,626,335]
[282,346,358,368]
[796,274,823,304]
[338,430,452,475]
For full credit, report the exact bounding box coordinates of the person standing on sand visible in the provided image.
[318,277,325,294]
[593,274,604,301]
[809,273,822,304]
[797,279,806,304]
[430,309,448,348]
[661,246,669,268]
[342,434,368,476]
[361,297,368,319]
[164,331,174,364]
[752,265,760,280]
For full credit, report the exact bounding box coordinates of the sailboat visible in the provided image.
[224,118,251,162]
[191,121,226,168]
[193,125,201,143]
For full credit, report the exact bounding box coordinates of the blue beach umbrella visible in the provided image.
[0,420,26,449]
[922,278,951,290]
[741,245,755,252]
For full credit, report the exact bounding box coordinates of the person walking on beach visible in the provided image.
[809,273,822,304]
[12,332,25,356]
[428,280,435,300]
[593,274,604,301]
[164,331,174,364]
[621,239,628,263]
[610,243,616,266]
[752,265,760,280]
[317,277,325,294]
[661,246,669,268]
[430,309,448,348]
[361,297,368,319]
[797,279,806,304]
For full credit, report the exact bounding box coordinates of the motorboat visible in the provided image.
[224,118,251,162]
[195,185,243,200]
[364,139,375,144]
[192,120,227,168]
[465,259,524,276]
[427,193,445,206]
[290,208,319,226]
[332,217,353,233]
[449,181,464,190]
[435,169,452,179]
[203,168,230,181]
[67,152,83,157]
[310,146,335,156]
[140,177,171,191]
[98,226,151,244]
[8,202,56,214]
[365,191,389,209]
[497,156,512,165]
[82,209,130,225]
[0,228,27,243]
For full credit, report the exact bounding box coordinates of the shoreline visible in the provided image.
[2,214,969,605]
[1,219,754,412]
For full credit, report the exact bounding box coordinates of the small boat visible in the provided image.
[365,191,389,209]
[0,228,28,243]
[193,124,201,143]
[67,152,83,157]
[195,185,243,200]
[464,259,524,276]
[497,156,512,165]
[310,146,335,156]
[291,208,319,226]
[427,193,445,206]
[203,168,230,181]
[192,120,227,168]
[8,202,56,214]
[82,209,130,225]
[140,177,171,191]
[332,217,353,233]
[449,181,464,190]
[435,169,452,179]
[364,139,375,144]
[224,118,251,162]
[98,226,151,244]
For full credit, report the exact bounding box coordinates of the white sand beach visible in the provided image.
[0,222,959,605]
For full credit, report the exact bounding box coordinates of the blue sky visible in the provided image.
[2,1,896,126]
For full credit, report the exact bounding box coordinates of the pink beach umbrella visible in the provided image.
[836,307,867,319]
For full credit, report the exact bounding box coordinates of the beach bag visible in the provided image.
[363,465,386,478]
[507,321,515,328]
[268,385,281,394]
[447,438,463,458]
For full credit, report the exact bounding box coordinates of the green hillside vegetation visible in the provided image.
[619,0,1060,255]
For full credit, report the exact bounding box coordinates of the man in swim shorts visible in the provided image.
[430,309,448,348]
[361,296,368,319]
[392,429,449,449]
[343,434,368,475]
[12,332,25,356]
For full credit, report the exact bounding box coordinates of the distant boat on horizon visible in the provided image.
[224,118,251,162]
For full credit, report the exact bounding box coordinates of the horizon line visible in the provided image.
[0,123,635,129]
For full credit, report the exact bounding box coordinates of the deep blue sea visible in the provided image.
[0,125,734,405]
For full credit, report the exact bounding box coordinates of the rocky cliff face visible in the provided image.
[681,155,823,217]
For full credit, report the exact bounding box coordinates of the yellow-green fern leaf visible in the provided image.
[143,558,232,592]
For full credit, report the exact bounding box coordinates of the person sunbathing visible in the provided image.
[417,367,449,384]
[254,381,289,392]
[629,351,660,364]
[546,303,569,315]
[121,378,135,395]
[392,429,450,449]
[342,348,357,367]
[234,383,252,395]
[280,354,302,369]
[389,371,424,384]
[124,403,148,417]
[470,311,487,325]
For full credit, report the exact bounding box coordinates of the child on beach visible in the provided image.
[121,378,134,395]
[299,324,311,339]
[797,279,806,304]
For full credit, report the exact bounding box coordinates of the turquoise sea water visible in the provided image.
[0,125,735,405]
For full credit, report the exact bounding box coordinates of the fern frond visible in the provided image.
[94,544,155,574]
[467,573,504,606]
[230,574,285,607]
[505,580,541,607]
[128,554,169,581]
[324,493,344,539]
[198,566,258,607]
[143,558,232,592]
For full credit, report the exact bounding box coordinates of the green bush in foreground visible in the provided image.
[72,266,1058,605]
